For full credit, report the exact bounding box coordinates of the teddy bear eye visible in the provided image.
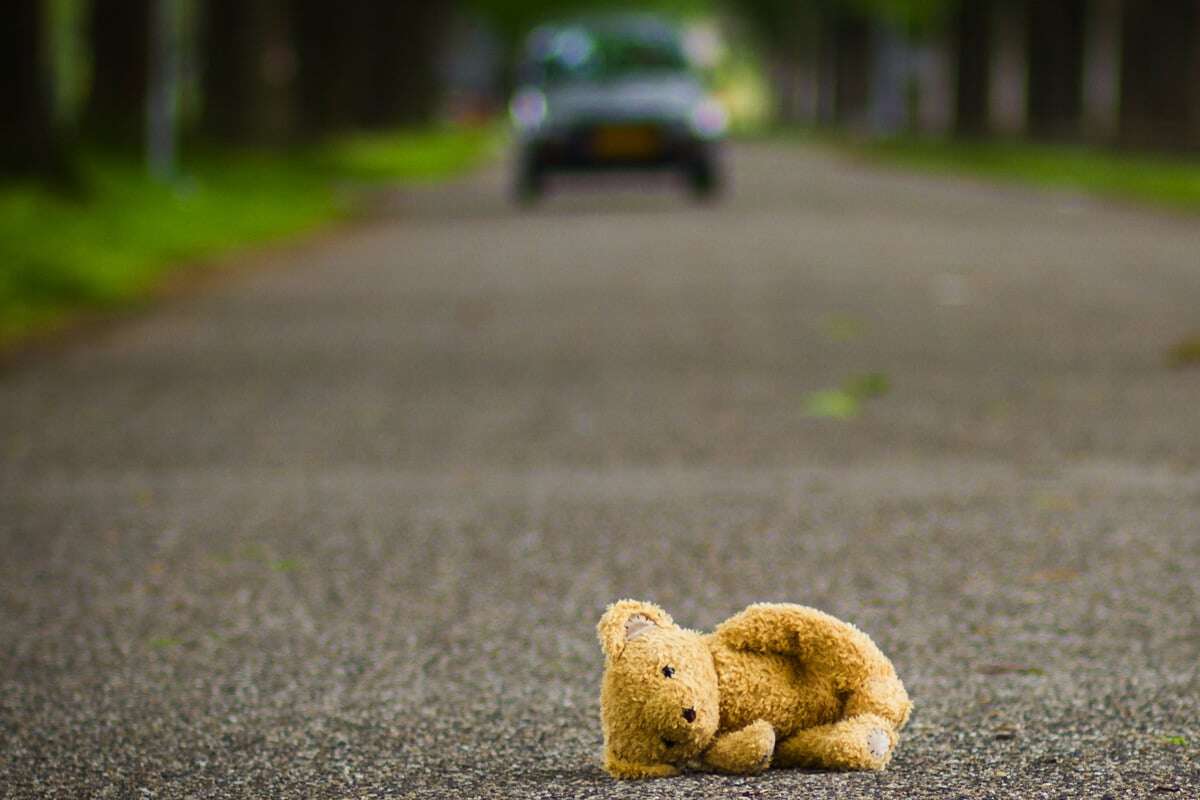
[661,665,675,678]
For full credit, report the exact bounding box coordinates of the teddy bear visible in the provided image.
[596,599,912,778]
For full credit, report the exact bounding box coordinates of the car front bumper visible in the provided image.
[523,121,714,170]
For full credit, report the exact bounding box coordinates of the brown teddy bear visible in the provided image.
[597,599,912,778]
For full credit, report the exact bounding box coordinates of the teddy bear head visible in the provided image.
[597,600,720,768]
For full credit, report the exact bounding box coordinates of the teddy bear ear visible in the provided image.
[597,600,675,659]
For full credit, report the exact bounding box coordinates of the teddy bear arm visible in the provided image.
[712,605,805,654]
[714,604,887,687]
[700,720,776,775]
[603,752,681,780]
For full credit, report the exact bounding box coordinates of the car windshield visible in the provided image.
[522,21,689,85]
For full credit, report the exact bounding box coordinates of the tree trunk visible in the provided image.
[1081,0,1122,143]
[292,0,384,135]
[361,3,446,127]
[1027,0,1086,140]
[1120,0,1200,150]
[816,13,839,126]
[202,0,287,144]
[770,50,819,126]
[832,15,871,129]
[2,0,69,179]
[987,1,1027,136]
[85,0,153,150]
[954,0,992,137]
[291,0,352,135]
[915,35,954,136]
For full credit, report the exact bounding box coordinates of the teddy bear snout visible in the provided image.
[682,707,696,723]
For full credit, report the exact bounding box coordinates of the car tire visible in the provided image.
[514,154,546,204]
[685,155,720,200]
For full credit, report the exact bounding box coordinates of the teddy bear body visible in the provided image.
[707,641,843,737]
[597,600,912,779]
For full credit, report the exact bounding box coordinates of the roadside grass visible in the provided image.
[0,125,500,347]
[847,136,1200,212]
[317,126,498,182]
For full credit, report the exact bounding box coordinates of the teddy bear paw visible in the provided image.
[702,720,776,774]
[744,719,777,769]
[867,728,891,760]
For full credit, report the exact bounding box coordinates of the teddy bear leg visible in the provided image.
[843,675,913,730]
[774,714,897,771]
[700,720,776,775]
[603,753,681,779]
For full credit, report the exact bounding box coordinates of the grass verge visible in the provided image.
[0,125,500,347]
[846,136,1200,212]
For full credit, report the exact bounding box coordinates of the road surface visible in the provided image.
[2,144,1198,798]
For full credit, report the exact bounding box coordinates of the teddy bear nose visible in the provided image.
[682,707,696,723]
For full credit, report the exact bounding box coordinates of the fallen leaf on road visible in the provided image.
[1026,567,1081,584]
[802,373,891,420]
[819,314,866,342]
[977,663,1045,676]
[1167,335,1200,368]
[803,389,860,419]
[1160,735,1188,746]
[1034,492,1078,513]
[845,372,890,399]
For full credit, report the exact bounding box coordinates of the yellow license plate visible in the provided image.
[593,126,661,159]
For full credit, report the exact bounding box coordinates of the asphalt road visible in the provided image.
[2,144,1199,799]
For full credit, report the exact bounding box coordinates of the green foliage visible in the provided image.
[0,128,499,345]
[318,127,500,182]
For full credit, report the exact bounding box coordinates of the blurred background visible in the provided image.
[4,0,1200,344]
[4,4,1200,796]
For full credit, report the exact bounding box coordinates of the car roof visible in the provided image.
[526,12,682,48]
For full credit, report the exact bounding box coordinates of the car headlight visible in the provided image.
[510,89,548,132]
[689,97,729,139]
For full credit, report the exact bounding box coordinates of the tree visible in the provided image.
[356,3,448,127]
[832,12,872,126]
[953,0,991,137]
[1120,0,1200,150]
[739,0,959,129]
[290,0,374,135]
[289,0,455,137]
[202,0,289,144]
[2,0,71,179]
[1026,0,1085,140]
[84,0,153,149]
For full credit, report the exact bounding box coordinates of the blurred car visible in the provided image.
[509,14,728,201]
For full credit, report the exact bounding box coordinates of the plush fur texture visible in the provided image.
[597,600,912,779]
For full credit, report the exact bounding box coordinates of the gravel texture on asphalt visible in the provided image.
[2,144,1198,798]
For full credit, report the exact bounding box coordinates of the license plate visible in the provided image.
[592,126,661,159]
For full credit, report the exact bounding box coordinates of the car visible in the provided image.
[509,14,728,202]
